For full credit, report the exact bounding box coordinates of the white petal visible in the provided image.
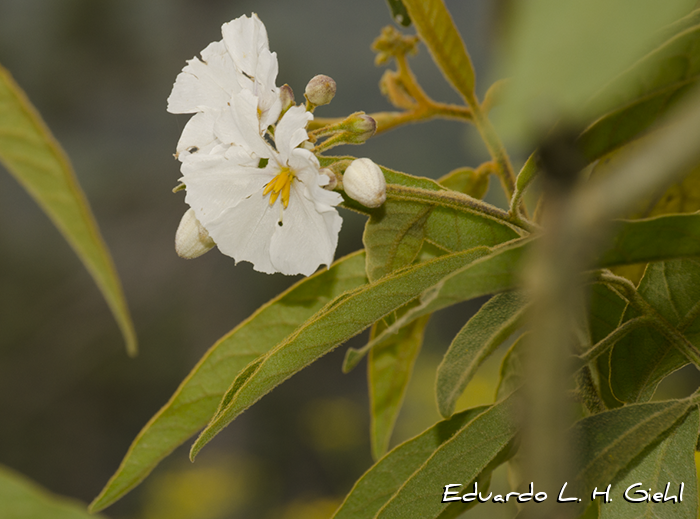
[167,41,240,114]
[275,105,313,160]
[222,13,270,81]
[214,90,271,158]
[205,192,281,274]
[255,50,282,128]
[176,111,222,159]
[269,183,342,276]
[182,151,270,224]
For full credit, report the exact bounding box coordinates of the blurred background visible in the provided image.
[0,1,516,517]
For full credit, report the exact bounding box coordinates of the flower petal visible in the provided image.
[176,111,222,159]
[222,13,270,81]
[214,89,271,158]
[275,105,313,160]
[269,182,342,276]
[167,41,240,114]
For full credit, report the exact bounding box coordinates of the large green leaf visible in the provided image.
[189,247,494,459]
[374,392,518,519]
[495,333,529,401]
[332,405,489,519]
[0,464,105,519]
[368,315,431,460]
[436,291,529,418]
[600,214,700,266]
[89,251,369,512]
[611,259,700,402]
[498,0,694,141]
[566,398,695,516]
[0,64,136,355]
[601,406,698,518]
[580,22,700,161]
[400,0,476,100]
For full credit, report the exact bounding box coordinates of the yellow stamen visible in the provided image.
[263,167,295,209]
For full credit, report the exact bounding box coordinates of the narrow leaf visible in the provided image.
[436,290,529,418]
[90,251,368,512]
[332,405,489,519]
[601,407,698,519]
[0,63,136,355]
[369,315,431,460]
[190,247,493,459]
[385,0,412,27]
[375,392,519,519]
[567,397,694,516]
[0,464,104,519]
[401,0,476,99]
[495,333,529,401]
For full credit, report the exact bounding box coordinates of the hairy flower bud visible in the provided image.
[343,158,386,208]
[175,208,215,259]
[320,168,338,190]
[305,75,336,107]
[342,112,377,144]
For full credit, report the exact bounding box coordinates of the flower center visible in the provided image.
[262,167,295,209]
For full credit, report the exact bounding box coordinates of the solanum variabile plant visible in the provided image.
[3,0,700,518]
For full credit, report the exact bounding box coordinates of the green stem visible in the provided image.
[577,315,651,363]
[385,184,535,234]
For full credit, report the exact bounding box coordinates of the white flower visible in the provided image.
[181,95,343,276]
[167,13,282,159]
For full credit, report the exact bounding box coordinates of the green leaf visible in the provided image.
[495,333,529,401]
[364,200,431,282]
[369,315,431,460]
[190,247,494,460]
[499,0,694,141]
[0,464,105,519]
[347,237,533,371]
[587,284,627,409]
[0,63,136,355]
[385,0,411,27]
[89,251,369,512]
[436,291,529,418]
[600,214,700,266]
[580,21,700,161]
[374,392,519,519]
[566,397,695,516]
[400,0,476,99]
[601,406,698,519]
[332,405,489,519]
[438,167,489,200]
[611,259,700,402]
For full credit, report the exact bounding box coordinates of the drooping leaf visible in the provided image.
[436,291,530,418]
[0,63,136,355]
[580,22,700,161]
[332,405,489,519]
[601,407,698,518]
[400,0,476,100]
[374,392,519,519]
[0,464,105,519]
[498,0,694,141]
[566,397,695,516]
[90,251,369,512]
[190,247,494,459]
[369,315,431,460]
[611,259,700,402]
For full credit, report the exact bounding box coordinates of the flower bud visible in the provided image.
[279,84,295,113]
[342,112,377,144]
[319,168,338,190]
[305,75,336,107]
[343,158,386,208]
[175,208,215,259]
